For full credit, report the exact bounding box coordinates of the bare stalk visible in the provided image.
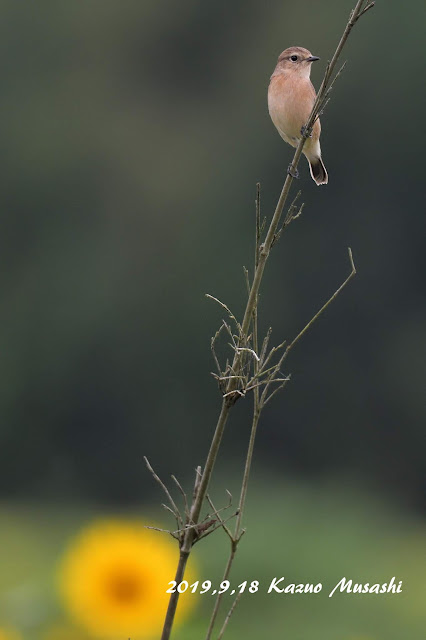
[203,1,372,636]
[159,3,373,638]
[204,406,261,640]
[205,185,263,640]
[205,247,356,640]
[160,401,230,640]
[217,591,244,640]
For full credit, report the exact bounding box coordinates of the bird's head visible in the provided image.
[275,46,320,78]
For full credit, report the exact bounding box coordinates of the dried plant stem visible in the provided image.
[160,3,373,639]
[204,406,260,640]
[160,401,230,640]
[217,591,244,640]
[204,186,263,640]
[205,247,356,640]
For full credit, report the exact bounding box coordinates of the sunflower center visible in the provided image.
[108,571,142,603]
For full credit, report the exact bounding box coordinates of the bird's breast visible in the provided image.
[268,73,318,145]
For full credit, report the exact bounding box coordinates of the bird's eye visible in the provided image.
[290,55,298,61]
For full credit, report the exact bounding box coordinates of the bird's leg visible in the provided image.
[300,124,313,138]
[287,163,300,179]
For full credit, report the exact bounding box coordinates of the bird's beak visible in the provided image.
[307,55,320,62]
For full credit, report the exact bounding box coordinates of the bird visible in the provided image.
[268,46,328,186]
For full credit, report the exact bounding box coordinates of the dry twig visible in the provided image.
[157,4,373,639]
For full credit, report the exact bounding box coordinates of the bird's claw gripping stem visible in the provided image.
[300,125,312,138]
[287,164,300,179]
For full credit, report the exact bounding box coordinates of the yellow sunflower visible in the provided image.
[58,519,197,639]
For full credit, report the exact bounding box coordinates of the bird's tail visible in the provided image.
[308,156,328,186]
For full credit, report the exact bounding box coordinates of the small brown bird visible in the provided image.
[268,46,328,186]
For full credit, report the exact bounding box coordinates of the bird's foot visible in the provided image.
[300,125,312,138]
[287,164,300,179]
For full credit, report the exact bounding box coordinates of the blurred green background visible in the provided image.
[0,1,425,638]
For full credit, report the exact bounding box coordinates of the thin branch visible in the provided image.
[211,325,225,375]
[260,338,287,371]
[205,295,242,335]
[222,389,245,400]
[253,361,287,381]
[306,0,374,132]
[144,457,183,528]
[357,1,375,19]
[259,327,272,364]
[259,248,356,406]
[286,247,356,356]
[145,526,180,541]
[217,592,244,640]
[285,190,302,224]
[206,490,233,517]
[191,467,202,517]
[212,374,245,382]
[171,475,190,521]
[273,190,304,246]
[206,494,234,540]
[205,549,237,640]
[243,266,250,296]
[162,504,179,519]
[234,347,260,362]
[195,512,239,543]
[320,61,347,105]
[262,376,291,407]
